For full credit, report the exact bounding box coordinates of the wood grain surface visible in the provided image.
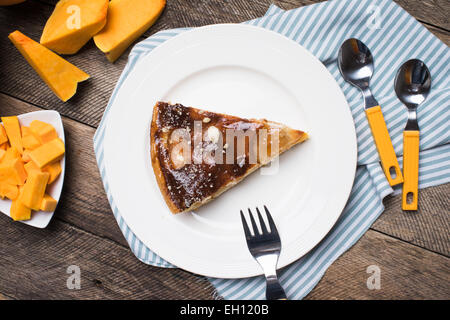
[0,0,448,300]
[306,229,450,300]
[0,0,449,127]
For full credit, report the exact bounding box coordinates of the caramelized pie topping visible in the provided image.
[150,102,308,213]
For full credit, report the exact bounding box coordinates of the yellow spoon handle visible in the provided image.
[402,131,420,210]
[365,106,403,186]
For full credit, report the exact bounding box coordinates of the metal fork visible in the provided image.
[240,205,287,300]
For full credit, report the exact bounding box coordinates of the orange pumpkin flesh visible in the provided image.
[9,30,89,102]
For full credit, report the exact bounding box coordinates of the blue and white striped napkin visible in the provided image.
[93,0,450,299]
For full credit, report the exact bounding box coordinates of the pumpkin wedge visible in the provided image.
[9,31,89,102]
[40,0,108,55]
[93,0,165,62]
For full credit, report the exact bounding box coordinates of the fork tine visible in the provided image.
[264,205,279,235]
[248,208,260,235]
[240,210,252,239]
[256,207,269,234]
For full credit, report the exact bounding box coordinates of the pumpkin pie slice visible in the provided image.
[150,102,308,214]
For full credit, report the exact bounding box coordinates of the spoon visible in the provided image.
[338,38,403,186]
[394,59,431,210]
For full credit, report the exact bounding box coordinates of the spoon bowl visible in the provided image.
[394,59,431,109]
[338,38,374,89]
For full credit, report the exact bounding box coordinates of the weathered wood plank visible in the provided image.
[0,92,216,300]
[0,292,13,300]
[1,0,448,128]
[373,183,450,256]
[0,213,215,300]
[38,0,450,31]
[0,210,448,299]
[0,0,449,300]
[2,92,449,256]
[395,0,450,30]
[424,24,450,44]
[305,229,450,299]
[1,92,449,299]
[275,0,450,31]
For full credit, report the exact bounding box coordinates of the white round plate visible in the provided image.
[103,24,357,278]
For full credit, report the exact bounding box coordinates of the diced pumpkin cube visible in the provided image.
[8,31,90,102]
[22,149,32,162]
[0,157,27,185]
[43,161,61,184]
[21,126,30,137]
[0,149,5,162]
[2,146,20,163]
[22,134,41,150]
[10,200,31,221]
[10,188,31,221]
[0,124,8,145]
[40,0,109,55]
[0,142,8,150]
[19,171,49,210]
[29,120,57,144]
[0,182,19,200]
[24,160,41,176]
[29,138,65,168]
[40,194,57,212]
[1,116,23,153]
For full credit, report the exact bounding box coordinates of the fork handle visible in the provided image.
[266,275,287,300]
[257,255,288,300]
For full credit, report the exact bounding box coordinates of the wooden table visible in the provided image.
[0,0,448,300]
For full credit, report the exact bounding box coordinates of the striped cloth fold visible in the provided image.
[93,0,450,299]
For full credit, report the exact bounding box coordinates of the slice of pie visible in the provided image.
[150,102,308,214]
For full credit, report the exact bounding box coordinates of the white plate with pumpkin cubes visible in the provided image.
[0,110,65,228]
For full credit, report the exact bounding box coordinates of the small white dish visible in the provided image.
[0,110,65,228]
